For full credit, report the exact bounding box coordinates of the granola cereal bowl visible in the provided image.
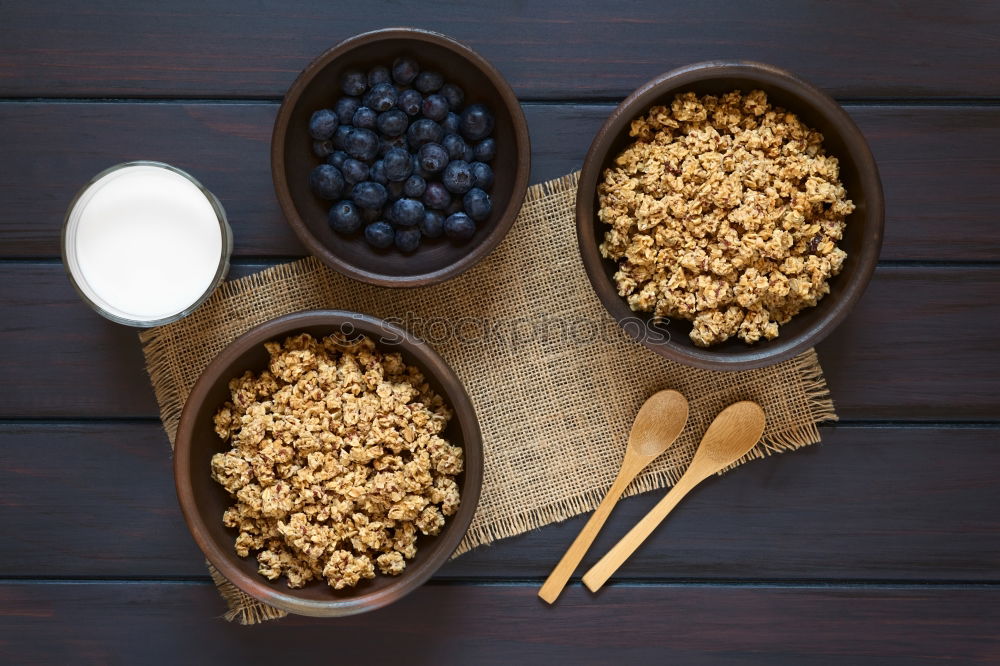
[173,310,483,617]
[577,61,884,371]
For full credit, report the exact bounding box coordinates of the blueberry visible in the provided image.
[439,83,465,110]
[459,104,494,141]
[334,96,361,125]
[394,227,422,253]
[463,145,475,163]
[341,70,367,96]
[364,82,397,113]
[407,118,444,148]
[421,94,449,122]
[418,142,450,174]
[326,150,348,169]
[331,125,353,151]
[309,164,345,200]
[352,106,377,130]
[422,181,452,210]
[329,200,362,234]
[379,134,408,157]
[419,210,445,238]
[403,175,426,198]
[367,65,391,87]
[392,56,419,85]
[383,147,413,182]
[442,112,461,135]
[352,181,388,210]
[444,212,476,240]
[391,198,425,227]
[377,109,409,137]
[312,140,334,158]
[309,109,339,140]
[411,153,433,180]
[397,89,423,116]
[442,160,474,194]
[387,180,406,202]
[474,138,496,162]
[441,133,467,160]
[414,70,444,94]
[341,158,369,185]
[369,160,387,185]
[463,187,492,221]
[345,128,379,162]
[471,161,494,190]
[364,221,394,249]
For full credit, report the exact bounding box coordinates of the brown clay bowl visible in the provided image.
[272,28,530,287]
[173,310,483,617]
[577,61,884,371]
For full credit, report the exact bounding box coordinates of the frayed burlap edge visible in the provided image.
[206,561,288,624]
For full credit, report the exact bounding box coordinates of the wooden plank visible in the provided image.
[1,102,998,260]
[1,2,999,99]
[857,106,1000,261]
[1,581,997,664]
[2,423,997,581]
[817,266,1000,421]
[0,423,203,578]
[0,102,300,259]
[0,264,997,420]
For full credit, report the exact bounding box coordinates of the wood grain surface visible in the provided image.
[1,103,998,260]
[1,264,997,420]
[3,424,998,582]
[1,1,999,100]
[2,1,999,662]
[2,582,997,665]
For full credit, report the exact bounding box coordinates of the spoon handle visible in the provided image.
[537,467,636,604]
[581,472,701,593]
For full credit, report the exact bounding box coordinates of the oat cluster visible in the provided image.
[210,333,463,590]
[598,90,854,346]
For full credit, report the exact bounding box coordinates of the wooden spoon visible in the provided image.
[581,401,766,593]
[537,389,689,604]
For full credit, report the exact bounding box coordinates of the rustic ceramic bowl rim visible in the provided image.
[271,27,531,287]
[173,309,483,617]
[576,60,885,371]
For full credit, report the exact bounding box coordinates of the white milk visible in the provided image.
[64,164,228,324]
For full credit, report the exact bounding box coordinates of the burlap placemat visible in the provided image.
[141,171,836,624]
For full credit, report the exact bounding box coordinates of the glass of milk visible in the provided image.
[62,162,233,327]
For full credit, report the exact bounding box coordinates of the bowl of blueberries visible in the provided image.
[272,28,531,287]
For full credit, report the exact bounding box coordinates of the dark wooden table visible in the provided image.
[2,2,999,663]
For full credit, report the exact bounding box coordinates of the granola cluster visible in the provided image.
[210,333,463,590]
[598,90,854,346]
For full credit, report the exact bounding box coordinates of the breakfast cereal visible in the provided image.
[210,332,462,590]
[597,90,854,346]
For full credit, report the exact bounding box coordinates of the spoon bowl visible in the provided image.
[685,401,766,473]
[629,390,691,458]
